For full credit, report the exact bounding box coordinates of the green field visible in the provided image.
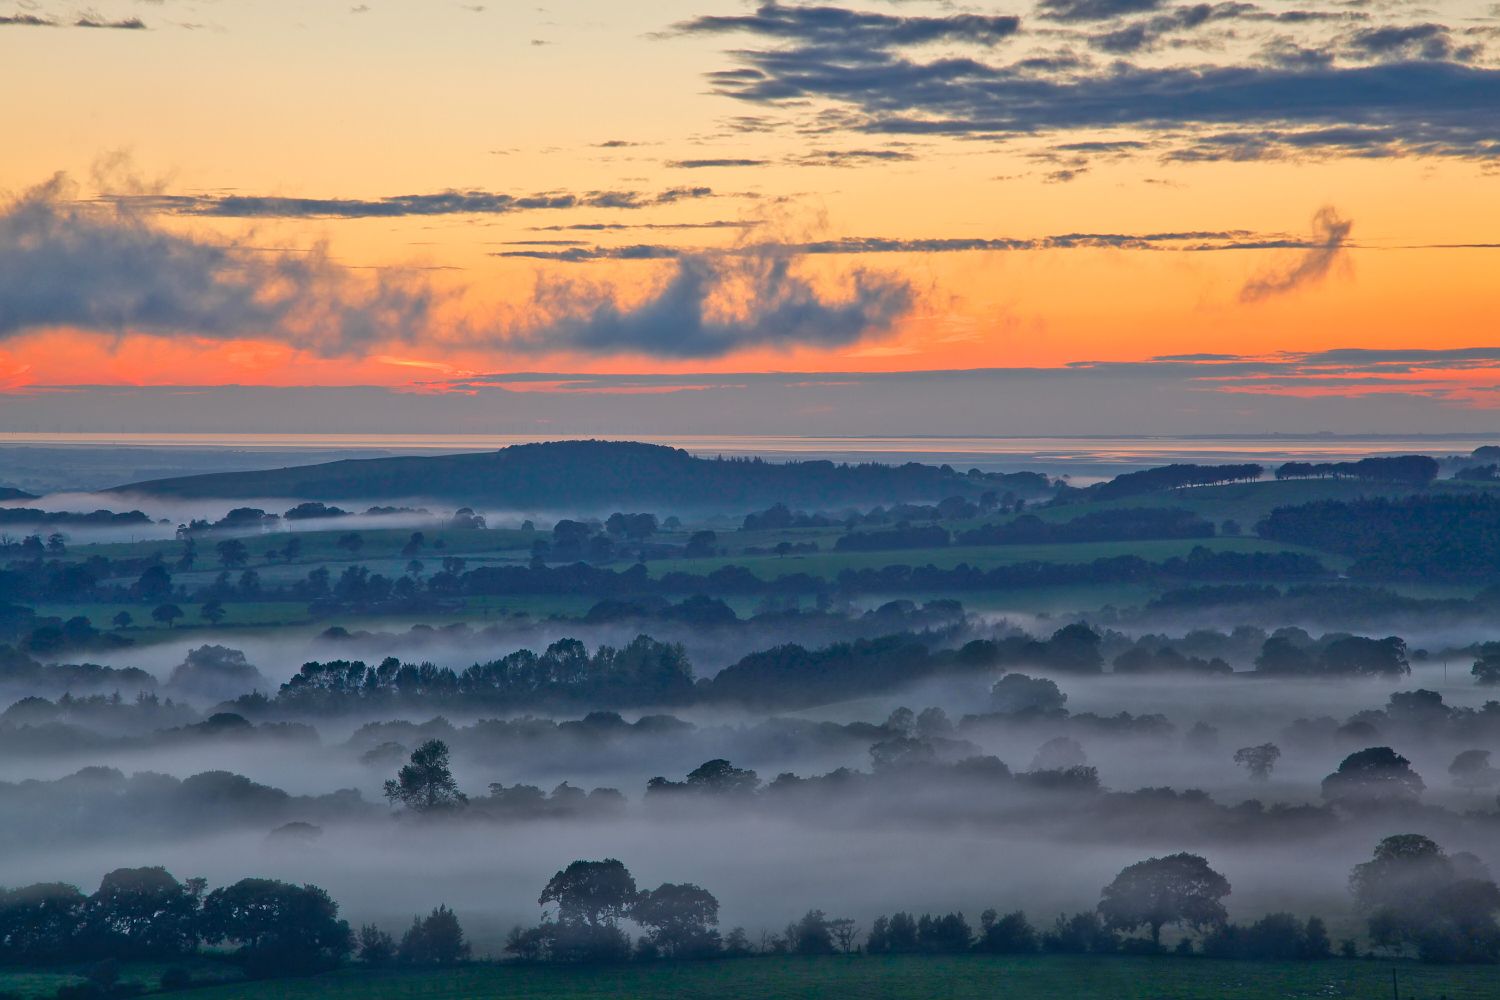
[154,956,1499,1000]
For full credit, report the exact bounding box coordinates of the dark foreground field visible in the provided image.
[145,955,1500,1000]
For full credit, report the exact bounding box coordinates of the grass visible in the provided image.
[164,955,1500,1000]
[0,958,240,999]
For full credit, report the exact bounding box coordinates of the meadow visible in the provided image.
[84,955,1500,1000]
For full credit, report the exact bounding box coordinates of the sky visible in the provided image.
[1,0,1499,433]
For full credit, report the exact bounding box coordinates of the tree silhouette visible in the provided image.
[632,883,720,958]
[1321,746,1425,806]
[216,539,249,569]
[1233,743,1281,781]
[151,604,183,629]
[1098,853,1231,947]
[1448,750,1499,796]
[398,905,469,964]
[383,740,467,813]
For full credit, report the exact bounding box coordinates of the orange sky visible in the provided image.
[2,0,1498,397]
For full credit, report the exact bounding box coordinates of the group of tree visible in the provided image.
[1256,494,1500,579]
[1273,456,1440,484]
[1087,464,1264,501]
[956,508,1215,547]
[1254,633,1410,677]
[0,866,352,978]
[280,635,695,712]
[505,859,724,963]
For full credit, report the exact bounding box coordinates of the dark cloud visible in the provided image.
[2,12,146,28]
[1039,0,1164,23]
[667,158,771,168]
[685,4,1500,162]
[110,186,716,219]
[519,247,914,358]
[0,174,437,355]
[1239,206,1351,302]
[788,148,917,166]
[1346,23,1473,62]
[528,221,755,232]
[675,2,1020,50]
[1090,2,1253,53]
[493,229,1318,262]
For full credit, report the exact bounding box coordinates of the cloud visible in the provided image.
[517,246,914,359]
[1089,2,1253,53]
[1346,23,1473,63]
[788,148,917,166]
[75,16,147,30]
[528,221,755,233]
[683,3,1500,163]
[493,229,1313,262]
[674,2,1020,50]
[111,186,717,219]
[0,174,437,355]
[1039,0,1164,23]
[667,158,770,169]
[0,172,909,361]
[1239,206,1351,302]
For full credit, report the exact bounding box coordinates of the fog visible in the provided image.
[3,477,1499,966]
[3,618,1496,956]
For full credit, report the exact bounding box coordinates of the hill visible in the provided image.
[107,440,1047,509]
[0,487,37,502]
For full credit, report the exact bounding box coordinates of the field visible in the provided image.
[148,956,1500,1000]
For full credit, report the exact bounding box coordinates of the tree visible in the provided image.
[151,603,183,629]
[84,867,203,960]
[632,883,720,958]
[1321,746,1424,806]
[336,532,364,555]
[989,673,1066,715]
[1042,623,1104,673]
[383,740,466,812]
[1469,642,1500,685]
[1098,853,1231,947]
[1031,737,1087,771]
[401,532,426,558]
[199,600,226,626]
[1254,636,1316,675]
[0,882,88,963]
[398,905,469,964]
[357,925,395,965]
[110,611,132,631]
[828,917,860,954]
[167,645,267,700]
[975,910,1037,954]
[786,910,836,955]
[1448,750,1500,796]
[684,530,717,558]
[1233,743,1281,781]
[684,758,760,795]
[538,859,637,963]
[216,539,249,569]
[200,878,352,978]
[135,565,173,602]
[539,859,637,929]
[1347,833,1500,962]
